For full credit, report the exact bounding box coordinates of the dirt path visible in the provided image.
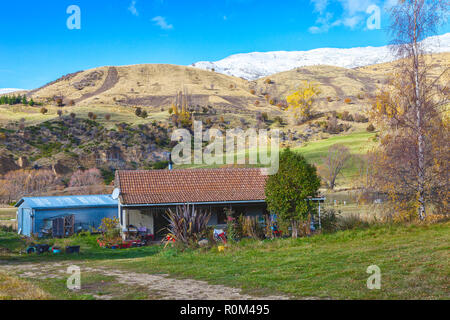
[75,67,119,104]
[0,261,290,300]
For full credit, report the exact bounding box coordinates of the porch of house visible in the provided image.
[119,202,267,241]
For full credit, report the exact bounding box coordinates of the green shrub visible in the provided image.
[0,225,15,233]
[239,216,265,240]
[273,116,284,125]
[320,209,371,233]
[338,214,371,231]
[320,208,340,233]
[224,208,242,241]
[165,204,211,247]
[100,168,115,185]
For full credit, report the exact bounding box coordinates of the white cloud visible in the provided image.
[383,0,398,10]
[337,0,373,15]
[308,0,390,33]
[308,26,322,34]
[128,1,138,16]
[310,0,329,14]
[308,12,335,33]
[152,16,173,30]
[342,15,362,29]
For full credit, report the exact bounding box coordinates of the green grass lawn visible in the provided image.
[97,222,448,300]
[0,230,161,262]
[2,222,447,299]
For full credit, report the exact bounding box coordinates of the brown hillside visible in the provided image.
[1,52,446,129]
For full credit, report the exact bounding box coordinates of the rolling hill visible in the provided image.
[14,52,447,118]
[0,49,448,185]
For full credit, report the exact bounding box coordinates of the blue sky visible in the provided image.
[0,0,448,89]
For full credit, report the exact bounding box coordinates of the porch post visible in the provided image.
[318,202,322,230]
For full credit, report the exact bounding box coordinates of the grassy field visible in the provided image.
[294,131,377,161]
[0,208,16,218]
[1,221,448,299]
[294,131,377,188]
[0,103,169,128]
[175,131,377,189]
[0,208,17,230]
[104,222,449,300]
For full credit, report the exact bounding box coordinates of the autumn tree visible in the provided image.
[370,0,449,219]
[286,81,321,123]
[55,97,63,107]
[69,168,103,188]
[0,170,61,202]
[320,144,351,190]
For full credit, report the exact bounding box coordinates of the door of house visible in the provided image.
[22,208,32,236]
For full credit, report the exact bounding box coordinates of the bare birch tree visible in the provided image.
[370,0,449,219]
[320,144,351,190]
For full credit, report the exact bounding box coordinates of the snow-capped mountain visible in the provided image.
[0,88,26,95]
[191,33,450,80]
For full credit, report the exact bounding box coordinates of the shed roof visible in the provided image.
[115,168,267,206]
[15,195,117,209]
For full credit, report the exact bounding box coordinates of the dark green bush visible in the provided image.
[338,214,371,230]
[320,208,340,233]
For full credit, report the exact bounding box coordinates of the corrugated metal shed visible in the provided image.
[15,195,118,237]
[15,195,118,209]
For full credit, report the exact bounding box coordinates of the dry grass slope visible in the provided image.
[0,53,447,132]
[0,270,51,300]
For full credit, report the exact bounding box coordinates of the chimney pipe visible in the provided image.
[168,153,173,170]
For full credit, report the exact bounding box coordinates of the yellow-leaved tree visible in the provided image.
[286,81,321,123]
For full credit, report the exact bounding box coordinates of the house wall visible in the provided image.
[126,209,154,234]
[244,205,266,218]
[206,203,267,226]
[208,212,218,225]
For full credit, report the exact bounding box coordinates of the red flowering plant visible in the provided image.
[97,217,121,248]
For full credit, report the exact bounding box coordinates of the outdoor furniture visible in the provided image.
[124,225,138,240]
[35,244,50,255]
[214,229,227,243]
[65,245,80,254]
[26,246,36,254]
[51,246,61,254]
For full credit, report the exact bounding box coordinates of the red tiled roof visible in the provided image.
[115,168,267,205]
